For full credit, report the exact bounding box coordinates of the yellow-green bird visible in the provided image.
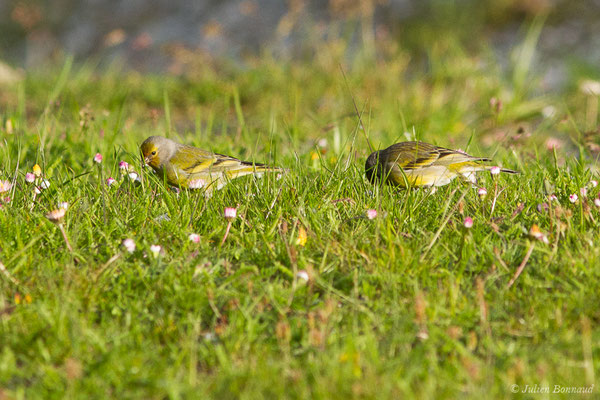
[365,141,517,188]
[141,136,283,191]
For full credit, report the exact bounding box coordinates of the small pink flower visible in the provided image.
[489,97,502,112]
[122,238,136,253]
[569,194,578,203]
[549,194,558,202]
[224,207,237,220]
[463,217,473,229]
[2,197,11,204]
[0,180,12,193]
[545,137,563,151]
[296,270,310,282]
[490,166,501,176]
[93,153,103,164]
[188,233,200,243]
[45,208,66,223]
[149,244,162,258]
[366,209,377,220]
[119,161,129,171]
[477,187,487,198]
[595,198,600,207]
[25,173,35,183]
[106,177,116,186]
[581,187,588,197]
[590,180,598,188]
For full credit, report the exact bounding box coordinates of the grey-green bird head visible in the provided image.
[365,151,382,184]
[141,135,179,168]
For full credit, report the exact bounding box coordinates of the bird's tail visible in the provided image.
[452,162,518,184]
[449,161,518,175]
[485,166,519,174]
[224,160,286,180]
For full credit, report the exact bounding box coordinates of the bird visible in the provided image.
[140,136,283,191]
[365,141,517,188]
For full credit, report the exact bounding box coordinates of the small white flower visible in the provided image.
[569,194,578,203]
[150,244,162,258]
[40,179,50,189]
[477,187,488,198]
[188,233,200,243]
[580,187,588,197]
[463,217,473,228]
[128,172,141,183]
[590,180,598,188]
[93,153,103,163]
[224,207,237,220]
[549,194,558,202]
[317,138,328,148]
[122,238,136,253]
[595,198,600,207]
[580,79,600,96]
[25,173,35,183]
[490,166,501,176]
[296,270,309,282]
[58,202,69,210]
[542,105,557,119]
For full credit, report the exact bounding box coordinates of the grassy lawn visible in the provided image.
[1,18,599,399]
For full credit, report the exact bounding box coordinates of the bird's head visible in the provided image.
[365,151,381,184]
[140,136,175,168]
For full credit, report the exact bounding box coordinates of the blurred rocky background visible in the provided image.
[0,0,599,89]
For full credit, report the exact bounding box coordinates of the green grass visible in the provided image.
[0,21,599,399]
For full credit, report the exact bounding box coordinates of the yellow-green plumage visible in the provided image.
[365,141,517,188]
[141,136,282,191]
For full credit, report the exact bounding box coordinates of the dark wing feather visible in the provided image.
[379,142,442,170]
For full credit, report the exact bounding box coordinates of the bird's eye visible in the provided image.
[151,151,157,155]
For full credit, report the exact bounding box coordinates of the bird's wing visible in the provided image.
[176,145,219,173]
[175,146,281,190]
[381,142,442,170]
